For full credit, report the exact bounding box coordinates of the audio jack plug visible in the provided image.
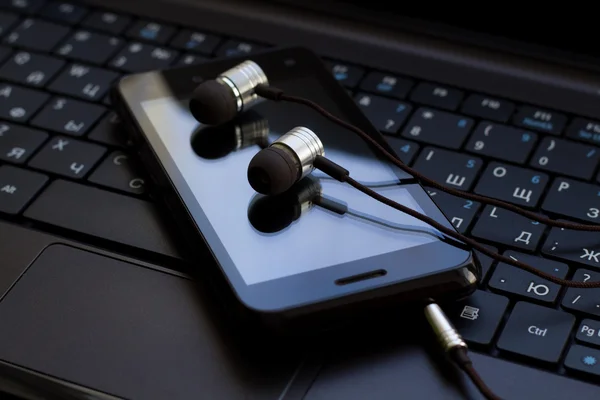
[423,303,502,400]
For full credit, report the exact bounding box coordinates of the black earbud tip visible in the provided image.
[248,147,298,195]
[189,80,237,125]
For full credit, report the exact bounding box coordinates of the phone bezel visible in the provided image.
[113,46,478,315]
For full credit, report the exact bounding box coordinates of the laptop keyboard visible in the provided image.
[1,0,600,387]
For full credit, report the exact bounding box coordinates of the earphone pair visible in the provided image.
[187,58,600,289]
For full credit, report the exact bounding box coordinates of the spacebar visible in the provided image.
[24,180,181,259]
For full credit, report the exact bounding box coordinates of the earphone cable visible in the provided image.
[254,85,600,233]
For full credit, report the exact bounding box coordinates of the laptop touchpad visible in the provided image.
[0,244,298,399]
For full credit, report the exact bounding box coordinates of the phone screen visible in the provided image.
[117,48,475,311]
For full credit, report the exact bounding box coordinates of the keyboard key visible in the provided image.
[513,105,567,135]
[31,97,105,136]
[176,53,207,66]
[125,20,175,44]
[413,147,483,190]
[24,180,180,258]
[474,162,548,207]
[81,10,131,35]
[170,29,221,55]
[542,178,600,223]
[543,228,600,270]
[576,320,600,348]
[409,83,463,111]
[401,108,473,149]
[109,42,178,73]
[87,112,129,148]
[0,83,49,122]
[562,269,600,317]
[40,2,87,24]
[0,0,45,13]
[48,63,120,101]
[564,345,600,378]
[324,60,364,88]
[354,93,412,134]
[88,151,145,195]
[359,71,413,99]
[465,122,537,164]
[0,165,47,214]
[497,301,575,363]
[385,137,419,165]
[488,250,568,305]
[460,94,515,122]
[425,187,481,233]
[55,30,123,64]
[0,122,47,163]
[530,137,600,180]
[474,244,498,282]
[567,118,600,145]
[28,136,106,178]
[471,205,546,251]
[444,290,509,346]
[0,11,18,36]
[216,39,266,58]
[0,50,64,87]
[4,18,69,52]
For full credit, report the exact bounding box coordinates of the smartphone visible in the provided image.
[112,46,479,329]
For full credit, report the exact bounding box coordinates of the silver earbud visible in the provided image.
[217,60,269,113]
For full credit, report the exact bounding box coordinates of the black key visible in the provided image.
[0,50,64,87]
[324,60,364,88]
[359,71,413,99]
[385,137,419,165]
[542,178,600,223]
[109,42,178,73]
[544,228,600,270]
[445,290,509,346]
[425,187,481,233]
[497,301,575,364]
[125,20,175,44]
[513,105,567,135]
[4,18,69,52]
[413,147,482,190]
[216,39,266,58]
[562,269,600,317]
[0,83,49,122]
[176,53,207,66]
[24,180,179,258]
[488,250,568,305]
[31,97,105,136]
[28,136,106,178]
[409,83,463,111]
[0,0,45,13]
[530,137,600,180]
[401,108,474,149]
[460,94,515,123]
[87,112,129,148]
[567,118,600,145]
[55,30,123,64]
[564,345,600,378]
[88,151,145,195]
[39,2,87,24]
[354,93,412,134]
[474,245,498,282]
[0,165,47,214]
[170,29,221,55]
[0,122,46,163]
[81,10,131,35]
[576,320,600,348]
[48,63,120,102]
[471,205,546,251]
[474,162,548,207]
[0,11,18,36]
[465,122,537,164]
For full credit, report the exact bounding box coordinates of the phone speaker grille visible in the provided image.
[335,269,387,285]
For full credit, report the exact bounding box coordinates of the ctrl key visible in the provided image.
[565,345,600,378]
